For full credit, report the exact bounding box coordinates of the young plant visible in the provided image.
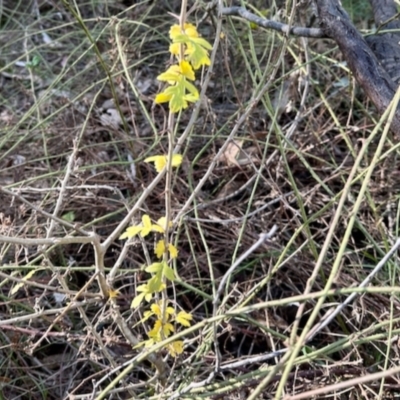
[120,13,212,358]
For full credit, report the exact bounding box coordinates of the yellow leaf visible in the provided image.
[144,338,156,348]
[155,240,165,258]
[166,306,175,316]
[149,301,174,319]
[163,322,174,337]
[168,243,179,259]
[156,217,172,232]
[170,23,199,41]
[179,60,195,80]
[150,302,162,317]
[169,43,180,55]
[141,214,153,237]
[171,154,183,167]
[168,341,184,357]
[169,24,182,40]
[148,320,162,339]
[151,224,164,234]
[155,92,172,104]
[145,154,183,172]
[184,23,199,38]
[176,311,193,327]
[144,155,167,172]
[136,283,150,293]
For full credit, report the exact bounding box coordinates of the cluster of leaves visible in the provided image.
[120,211,189,355]
[143,302,192,357]
[155,23,212,113]
[120,214,178,308]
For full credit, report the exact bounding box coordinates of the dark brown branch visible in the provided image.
[315,0,400,136]
[221,6,326,38]
[369,0,400,29]
[366,0,400,84]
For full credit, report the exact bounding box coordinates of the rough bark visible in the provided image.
[369,0,399,28]
[366,0,400,84]
[316,0,400,136]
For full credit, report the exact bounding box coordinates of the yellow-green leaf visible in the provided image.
[131,292,146,308]
[147,273,165,293]
[185,41,211,69]
[143,310,153,320]
[166,84,188,113]
[176,311,193,327]
[119,225,142,239]
[62,211,75,222]
[145,262,163,273]
[191,36,212,50]
[157,65,182,83]
[183,80,200,98]
[163,264,176,281]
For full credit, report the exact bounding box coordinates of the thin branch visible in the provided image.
[221,6,325,38]
[306,236,400,341]
[213,225,278,306]
[0,299,98,326]
[0,186,89,236]
[0,234,94,246]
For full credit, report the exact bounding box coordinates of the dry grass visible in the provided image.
[1,0,400,399]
